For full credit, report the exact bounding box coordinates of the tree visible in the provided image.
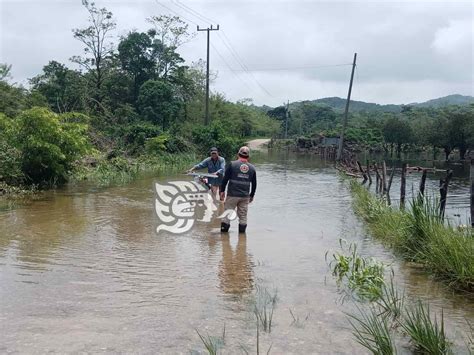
[382,116,413,158]
[146,15,191,78]
[71,0,116,109]
[443,105,473,160]
[118,31,158,101]
[30,61,85,113]
[0,63,12,81]
[138,80,180,130]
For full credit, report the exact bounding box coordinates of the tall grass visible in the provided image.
[348,306,397,355]
[350,181,474,292]
[401,302,452,354]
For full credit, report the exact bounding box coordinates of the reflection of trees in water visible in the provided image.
[218,235,254,296]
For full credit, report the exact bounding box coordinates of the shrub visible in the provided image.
[14,107,90,185]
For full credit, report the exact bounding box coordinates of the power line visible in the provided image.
[159,0,275,98]
[172,0,217,25]
[217,31,274,97]
[210,42,256,94]
[154,0,199,26]
[217,63,353,72]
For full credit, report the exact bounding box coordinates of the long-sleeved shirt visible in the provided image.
[220,159,257,198]
[194,156,226,185]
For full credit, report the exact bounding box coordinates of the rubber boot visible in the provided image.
[238,224,247,233]
[221,222,230,233]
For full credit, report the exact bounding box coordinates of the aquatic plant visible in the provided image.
[196,325,226,355]
[375,273,404,321]
[348,306,397,355]
[327,240,385,301]
[401,301,452,354]
[253,285,278,333]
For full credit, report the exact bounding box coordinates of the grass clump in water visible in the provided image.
[253,285,278,333]
[196,325,226,355]
[327,240,385,301]
[401,301,452,354]
[348,306,397,355]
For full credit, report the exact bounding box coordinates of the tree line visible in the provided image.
[0,1,279,186]
[268,101,474,160]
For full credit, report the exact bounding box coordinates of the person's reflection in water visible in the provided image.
[218,234,254,297]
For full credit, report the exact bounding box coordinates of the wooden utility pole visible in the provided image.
[197,24,219,125]
[470,159,474,227]
[336,52,357,160]
[284,100,289,139]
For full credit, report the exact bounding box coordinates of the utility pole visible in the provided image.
[197,24,219,125]
[284,100,289,139]
[336,52,357,160]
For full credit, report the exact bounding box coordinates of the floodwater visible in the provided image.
[0,151,472,354]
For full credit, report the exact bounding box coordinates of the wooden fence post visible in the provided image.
[471,159,474,227]
[400,163,407,209]
[419,169,427,198]
[439,169,453,219]
[366,159,372,185]
[374,162,381,194]
[357,161,368,184]
[382,161,388,195]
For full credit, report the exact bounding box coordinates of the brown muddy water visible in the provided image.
[0,151,472,354]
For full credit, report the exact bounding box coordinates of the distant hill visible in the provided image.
[409,94,474,108]
[282,94,474,114]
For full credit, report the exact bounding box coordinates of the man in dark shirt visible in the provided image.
[220,146,257,234]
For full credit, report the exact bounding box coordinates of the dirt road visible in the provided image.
[246,138,271,151]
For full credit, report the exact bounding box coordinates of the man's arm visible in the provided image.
[216,157,226,175]
[190,157,209,171]
[220,163,232,192]
[250,170,257,202]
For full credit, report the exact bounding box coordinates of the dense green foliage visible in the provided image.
[0,3,279,189]
[0,108,90,185]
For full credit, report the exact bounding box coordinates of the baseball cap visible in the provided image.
[238,146,250,157]
[209,147,218,153]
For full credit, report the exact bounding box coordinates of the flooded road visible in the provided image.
[0,152,472,353]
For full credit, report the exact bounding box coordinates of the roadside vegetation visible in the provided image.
[350,181,474,293]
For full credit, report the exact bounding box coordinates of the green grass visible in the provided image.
[401,301,452,354]
[350,181,474,292]
[348,306,397,355]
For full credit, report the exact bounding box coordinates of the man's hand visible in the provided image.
[249,196,254,203]
[220,192,225,201]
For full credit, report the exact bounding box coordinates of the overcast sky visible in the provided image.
[1,0,473,106]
